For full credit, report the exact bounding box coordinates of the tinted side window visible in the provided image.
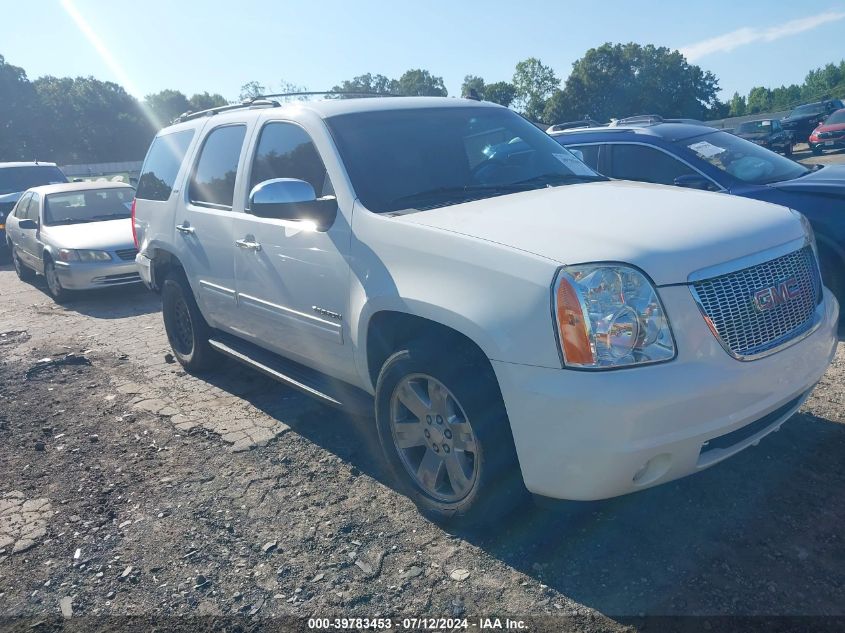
[566,144,601,171]
[190,125,246,209]
[610,144,695,185]
[136,129,195,201]
[13,193,31,218]
[249,123,332,197]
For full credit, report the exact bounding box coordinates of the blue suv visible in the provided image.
[552,121,845,308]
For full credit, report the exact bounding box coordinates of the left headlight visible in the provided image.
[553,264,676,369]
[59,249,112,262]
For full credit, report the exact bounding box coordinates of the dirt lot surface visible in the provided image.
[0,258,843,632]
[794,143,845,167]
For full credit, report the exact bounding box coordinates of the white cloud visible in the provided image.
[680,10,845,61]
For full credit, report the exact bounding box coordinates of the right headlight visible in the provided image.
[553,264,676,369]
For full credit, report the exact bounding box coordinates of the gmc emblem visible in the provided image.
[752,277,802,312]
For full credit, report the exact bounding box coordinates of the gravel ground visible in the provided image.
[0,256,843,632]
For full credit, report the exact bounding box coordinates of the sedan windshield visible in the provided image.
[0,166,67,195]
[44,187,135,226]
[325,106,604,213]
[824,109,845,125]
[676,131,808,185]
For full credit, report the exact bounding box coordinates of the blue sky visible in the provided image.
[2,0,844,102]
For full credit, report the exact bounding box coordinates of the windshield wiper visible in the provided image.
[511,173,608,186]
[388,184,522,208]
[90,213,130,220]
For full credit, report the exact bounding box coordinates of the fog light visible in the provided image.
[632,454,672,486]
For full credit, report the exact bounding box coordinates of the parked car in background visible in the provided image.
[0,162,68,261]
[808,108,845,155]
[5,181,139,302]
[781,99,845,143]
[734,119,793,155]
[133,96,838,526]
[553,122,845,307]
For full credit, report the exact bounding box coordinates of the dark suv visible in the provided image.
[781,99,845,143]
[734,119,793,155]
[0,162,68,260]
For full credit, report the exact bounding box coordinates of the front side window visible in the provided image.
[136,129,195,201]
[677,131,808,185]
[13,193,32,218]
[610,144,696,185]
[565,144,601,171]
[326,107,603,213]
[189,125,246,209]
[43,188,135,226]
[249,122,332,197]
[25,194,40,221]
[0,166,66,196]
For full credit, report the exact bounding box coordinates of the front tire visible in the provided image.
[161,270,217,372]
[811,145,822,156]
[783,144,792,157]
[374,343,527,528]
[44,258,69,302]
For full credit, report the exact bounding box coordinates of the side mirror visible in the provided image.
[249,178,337,231]
[569,148,585,162]
[674,174,716,191]
[18,219,39,230]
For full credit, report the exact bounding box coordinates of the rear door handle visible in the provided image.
[235,238,262,252]
[176,223,195,235]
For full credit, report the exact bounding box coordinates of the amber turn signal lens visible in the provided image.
[556,275,595,365]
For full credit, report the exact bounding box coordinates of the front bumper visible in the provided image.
[136,253,154,290]
[54,259,141,290]
[494,285,839,500]
[810,138,845,151]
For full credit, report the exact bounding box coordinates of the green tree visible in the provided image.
[145,89,191,127]
[0,55,38,160]
[239,81,266,101]
[512,58,559,121]
[33,76,149,163]
[746,86,772,114]
[331,73,395,96]
[484,81,517,107]
[728,92,746,117]
[393,69,447,96]
[188,92,228,111]
[543,43,719,124]
[461,74,485,98]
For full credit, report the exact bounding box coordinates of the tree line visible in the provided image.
[2,47,844,165]
[725,60,845,117]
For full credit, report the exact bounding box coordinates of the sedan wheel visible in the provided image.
[389,374,480,502]
[44,259,67,301]
[13,248,35,282]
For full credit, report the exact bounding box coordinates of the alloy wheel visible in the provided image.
[389,373,479,503]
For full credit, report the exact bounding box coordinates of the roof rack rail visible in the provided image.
[174,91,399,123]
[610,114,664,127]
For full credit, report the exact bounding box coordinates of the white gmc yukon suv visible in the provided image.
[133,96,839,525]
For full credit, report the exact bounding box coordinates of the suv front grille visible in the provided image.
[691,246,821,359]
[115,248,138,261]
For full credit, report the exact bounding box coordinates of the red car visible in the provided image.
[809,108,845,155]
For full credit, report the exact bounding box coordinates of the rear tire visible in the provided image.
[811,145,822,156]
[161,270,217,372]
[12,247,35,282]
[374,342,528,529]
[820,256,844,318]
[783,144,793,157]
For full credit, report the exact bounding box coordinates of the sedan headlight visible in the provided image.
[57,249,112,262]
[553,264,675,369]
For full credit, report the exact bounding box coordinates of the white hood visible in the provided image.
[42,218,135,251]
[398,181,805,286]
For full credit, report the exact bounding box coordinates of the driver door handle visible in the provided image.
[235,238,262,252]
[176,223,195,235]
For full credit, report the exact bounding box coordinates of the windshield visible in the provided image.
[0,166,67,196]
[677,131,808,185]
[325,106,604,213]
[44,187,135,226]
[736,121,772,134]
[789,104,823,117]
[825,109,845,125]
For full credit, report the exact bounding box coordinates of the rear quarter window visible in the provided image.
[136,129,195,201]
